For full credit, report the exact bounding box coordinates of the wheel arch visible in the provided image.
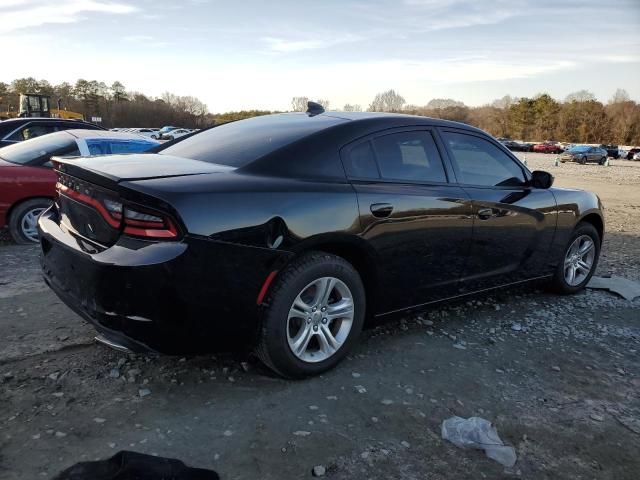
[283,234,380,319]
[579,212,604,243]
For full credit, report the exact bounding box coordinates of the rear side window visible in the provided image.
[442,132,526,187]
[373,131,447,183]
[344,141,379,179]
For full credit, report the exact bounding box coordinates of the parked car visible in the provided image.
[39,111,604,378]
[152,126,178,139]
[0,130,158,244]
[626,148,640,160]
[600,144,619,158]
[501,140,532,152]
[633,152,640,161]
[533,142,563,154]
[159,128,192,140]
[132,128,160,139]
[0,117,103,148]
[560,145,608,165]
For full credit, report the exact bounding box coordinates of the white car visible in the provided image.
[633,152,640,161]
[160,128,192,140]
[133,128,160,139]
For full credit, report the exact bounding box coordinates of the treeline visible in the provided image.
[2,78,639,144]
[0,78,211,128]
[291,89,640,145]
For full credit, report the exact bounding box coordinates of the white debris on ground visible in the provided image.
[588,276,640,300]
[441,416,517,467]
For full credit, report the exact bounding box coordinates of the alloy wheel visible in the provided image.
[20,207,47,242]
[286,277,354,363]
[564,235,596,286]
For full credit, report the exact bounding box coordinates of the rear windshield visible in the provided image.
[158,113,344,167]
[0,131,76,164]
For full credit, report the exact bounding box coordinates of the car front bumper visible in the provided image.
[38,208,290,354]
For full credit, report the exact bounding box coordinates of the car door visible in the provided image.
[438,129,557,292]
[341,128,474,313]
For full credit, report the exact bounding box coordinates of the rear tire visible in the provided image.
[599,157,606,165]
[580,156,587,165]
[256,252,365,379]
[8,198,52,244]
[549,222,600,294]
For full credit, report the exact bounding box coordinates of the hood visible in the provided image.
[0,158,18,167]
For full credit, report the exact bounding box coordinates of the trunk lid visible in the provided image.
[52,153,231,247]
[52,153,233,189]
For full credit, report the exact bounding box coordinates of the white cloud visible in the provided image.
[262,34,363,53]
[0,0,137,34]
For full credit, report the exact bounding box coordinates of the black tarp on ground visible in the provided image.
[51,451,220,480]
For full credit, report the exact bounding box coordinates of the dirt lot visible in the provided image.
[1,153,639,479]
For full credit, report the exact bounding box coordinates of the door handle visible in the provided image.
[477,208,495,220]
[370,203,394,218]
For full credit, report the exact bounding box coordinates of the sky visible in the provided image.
[2,0,639,112]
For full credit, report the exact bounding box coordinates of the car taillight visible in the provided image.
[56,180,178,240]
[123,206,178,239]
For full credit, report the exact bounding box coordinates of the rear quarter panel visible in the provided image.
[122,172,361,252]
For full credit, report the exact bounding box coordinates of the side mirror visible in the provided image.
[530,170,554,189]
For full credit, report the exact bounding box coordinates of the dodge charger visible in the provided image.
[38,105,604,378]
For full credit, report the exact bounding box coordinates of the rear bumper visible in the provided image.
[38,209,290,354]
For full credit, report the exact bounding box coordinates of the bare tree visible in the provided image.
[368,89,405,112]
[111,81,127,103]
[291,96,309,112]
[316,99,330,110]
[565,90,596,103]
[609,88,631,104]
[426,98,465,109]
[343,104,362,112]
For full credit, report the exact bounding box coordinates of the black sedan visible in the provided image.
[38,107,604,378]
[500,140,533,152]
[0,117,104,148]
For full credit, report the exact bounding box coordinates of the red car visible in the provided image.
[533,142,563,154]
[0,130,159,243]
[0,157,55,244]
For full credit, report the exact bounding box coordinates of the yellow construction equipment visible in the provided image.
[4,93,85,120]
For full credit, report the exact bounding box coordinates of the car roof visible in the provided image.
[64,129,159,141]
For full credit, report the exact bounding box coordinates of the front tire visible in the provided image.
[550,222,600,294]
[8,198,52,244]
[599,157,606,165]
[256,252,365,378]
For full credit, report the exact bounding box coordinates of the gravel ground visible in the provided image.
[0,153,639,479]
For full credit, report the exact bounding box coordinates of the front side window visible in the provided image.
[7,124,56,142]
[442,131,526,187]
[372,131,447,183]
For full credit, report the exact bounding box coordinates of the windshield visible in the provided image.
[158,114,343,167]
[0,131,76,164]
[85,139,158,155]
